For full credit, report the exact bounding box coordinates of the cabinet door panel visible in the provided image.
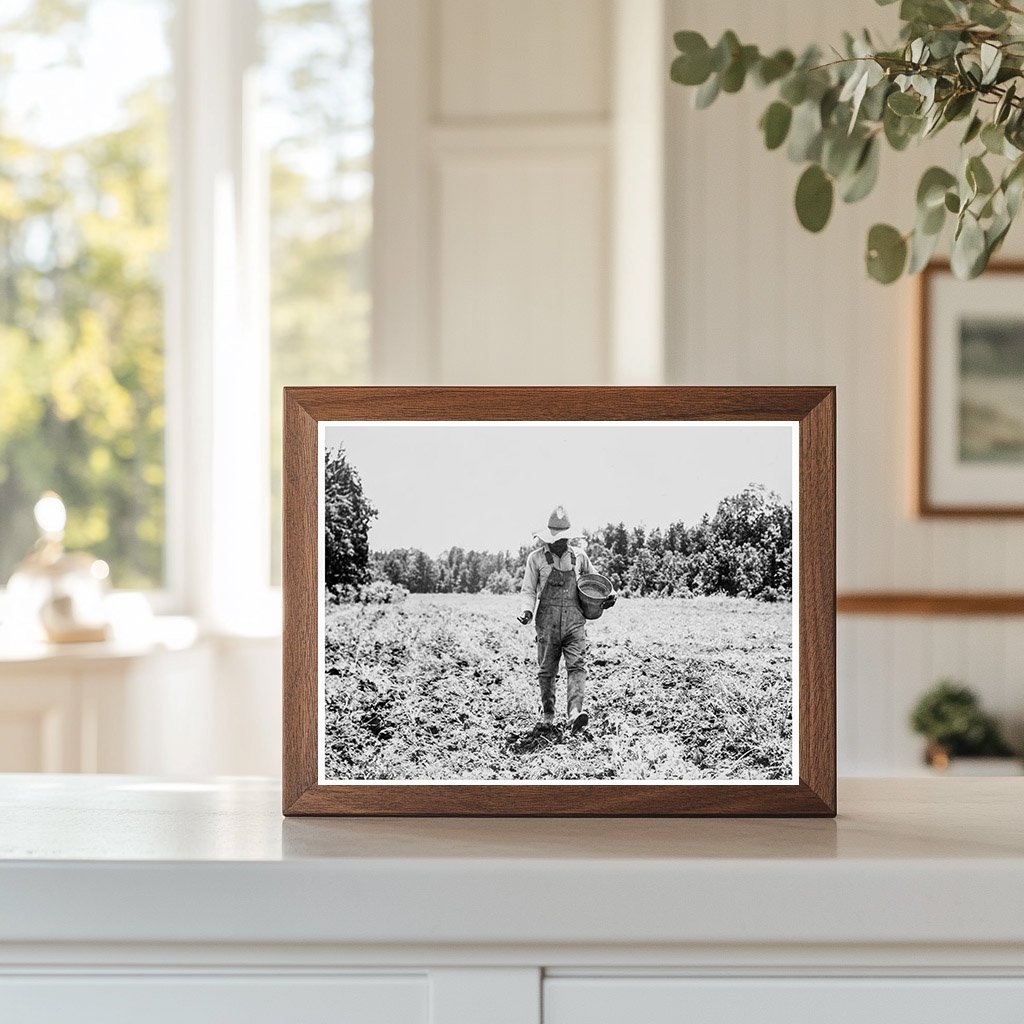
[544,977,1024,1024]
[0,974,427,1024]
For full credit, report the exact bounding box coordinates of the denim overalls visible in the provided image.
[535,549,587,717]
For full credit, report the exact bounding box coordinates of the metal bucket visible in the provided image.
[576,572,614,620]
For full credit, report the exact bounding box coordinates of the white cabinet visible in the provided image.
[2,778,1023,1024]
[1,975,428,1024]
[0,625,282,776]
[0,639,210,773]
[544,977,1024,1024]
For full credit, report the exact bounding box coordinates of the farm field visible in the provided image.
[322,593,793,782]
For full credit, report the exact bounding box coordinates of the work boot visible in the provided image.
[568,700,588,733]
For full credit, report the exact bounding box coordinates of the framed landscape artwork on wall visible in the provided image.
[282,387,835,817]
[918,262,1024,516]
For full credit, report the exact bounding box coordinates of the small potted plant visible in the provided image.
[910,680,1020,774]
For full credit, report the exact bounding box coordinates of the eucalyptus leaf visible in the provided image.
[820,85,841,126]
[927,30,962,60]
[884,106,922,150]
[888,90,921,115]
[710,31,740,73]
[967,154,995,195]
[842,137,880,203]
[942,91,974,122]
[981,121,1005,155]
[840,63,874,131]
[908,221,942,273]
[866,223,908,283]
[980,42,1002,86]
[970,2,1009,30]
[923,102,946,137]
[694,73,721,109]
[903,0,958,28]
[795,164,834,232]
[754,49,795,87]
[920,199,946,235]
[1006,173,1024,218]
[721,45,759,93]
[996,83,1017,124]
[822,128,863,178]
[987,209,1014,258]
[787,100,823,162]
[760,101,793,150]
[917,166,957,210]
[914,75,937,111]
[952,212,987,278]
[962,115,983,145]
[1004,158,1024,216]
[674,29,707,53]
[779,74,807,106]
[861,79,892,122]
[671,47,712,87]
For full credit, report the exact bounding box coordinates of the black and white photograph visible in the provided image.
[318,420,798,784]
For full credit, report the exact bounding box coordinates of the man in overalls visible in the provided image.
[517,506,615,731]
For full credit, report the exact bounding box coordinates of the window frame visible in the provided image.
[2,0,368,633]
[165,0,279,632]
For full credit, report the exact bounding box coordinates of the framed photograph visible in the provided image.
[283,387,835,816]
[917,261,1024,516]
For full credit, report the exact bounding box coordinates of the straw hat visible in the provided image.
[534,505,575,544]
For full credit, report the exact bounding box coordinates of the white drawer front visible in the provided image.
[544,977,1024,1024]
[0,974,427,1024]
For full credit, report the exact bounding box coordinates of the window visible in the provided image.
[261,0,373,582]
[0,0,173,589]
[0,0,374,617]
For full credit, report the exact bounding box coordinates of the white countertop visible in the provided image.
[2,775,1023,951]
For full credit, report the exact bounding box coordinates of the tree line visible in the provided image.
[370,484,792,602]
[325,446,793,602]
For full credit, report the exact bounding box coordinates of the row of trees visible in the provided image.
[324,446,793,602]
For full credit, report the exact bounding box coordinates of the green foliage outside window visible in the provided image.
[264,0,372,583]
[0,0,373,593]
[0,0,171,587]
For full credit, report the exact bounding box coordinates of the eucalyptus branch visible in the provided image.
[670,0,1024,283]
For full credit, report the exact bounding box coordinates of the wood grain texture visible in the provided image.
[799,388,837,812]
[282,387,836,817]
[282,392,319,813]
[838,592,1024,616]
[916,260,1024,518]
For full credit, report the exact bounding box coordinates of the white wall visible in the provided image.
[373,0,665,386]
[665,0,1024,772]
[371,0,1024,775]
[101,0,1020,779]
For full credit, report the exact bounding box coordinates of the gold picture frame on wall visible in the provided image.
[917,260,1024,517]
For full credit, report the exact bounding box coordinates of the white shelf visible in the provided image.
[2,776,1023,952]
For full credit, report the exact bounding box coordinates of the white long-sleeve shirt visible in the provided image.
[519,546,595,614]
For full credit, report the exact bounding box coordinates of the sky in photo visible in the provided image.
[324,421,796,555]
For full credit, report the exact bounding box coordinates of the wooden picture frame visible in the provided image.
[916,260,1024,517]
[283,387,836,817]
